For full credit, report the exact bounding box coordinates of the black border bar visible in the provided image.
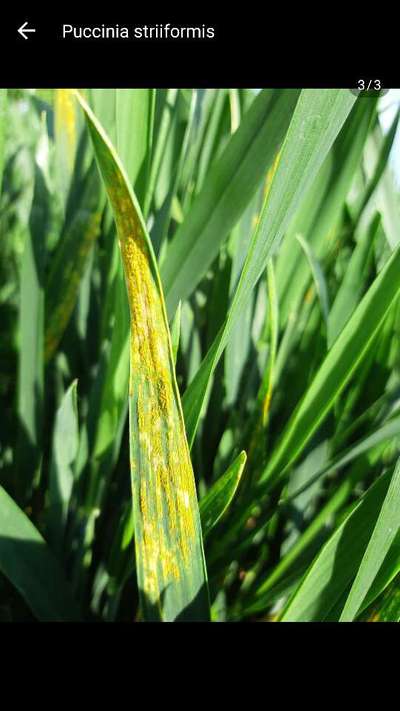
[1,12,398,88]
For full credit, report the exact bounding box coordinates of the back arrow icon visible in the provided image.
[18,21,36,39]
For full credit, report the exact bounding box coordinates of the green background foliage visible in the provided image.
[1,88,400,622]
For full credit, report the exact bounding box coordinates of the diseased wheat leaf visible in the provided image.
[82,89,156,511]
[45,160,102,362]
[76,91,210,622]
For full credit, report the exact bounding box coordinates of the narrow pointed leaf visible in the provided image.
[296,234,329,326]
[281,469,393,622]
[200,451,247,539]
[77,92,210,622]
[120,450,247,549]
[340,457,400,621]
[262,242,400,485]
[0,485,80,621]
[171,300,182,367]
[17,163,46,500]
[47,380,79,555]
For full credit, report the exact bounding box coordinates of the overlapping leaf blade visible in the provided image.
[200,451,246,539]
[183,90,357,447]
[161,89,301,315]
[281,469,393,621]
[340,457,400,621]
[261,242,400,485]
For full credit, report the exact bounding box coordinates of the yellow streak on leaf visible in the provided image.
[304,285,315,304]
[368,612,380,622]
[55,89,77,173]
[247,150,281,458]
[45,211,102,362]
[263,149,281,201]
[261,390,273,427]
